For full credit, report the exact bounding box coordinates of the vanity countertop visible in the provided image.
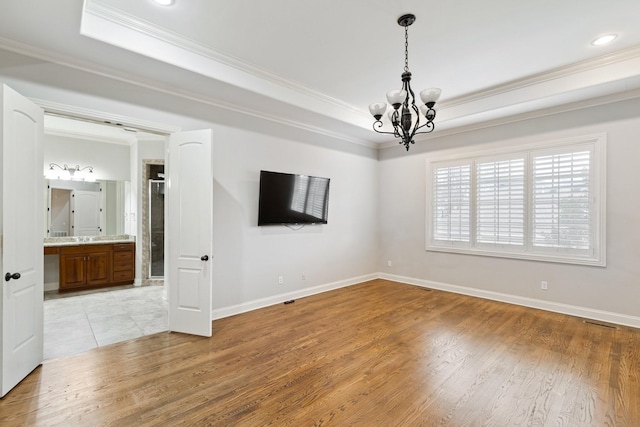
[44,235,134,247]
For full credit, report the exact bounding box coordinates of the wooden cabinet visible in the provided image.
[57,242,135,291]
[112,243,135,284]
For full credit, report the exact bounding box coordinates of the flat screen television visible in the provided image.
[258,170,330,226]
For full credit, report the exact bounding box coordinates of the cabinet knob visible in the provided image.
[201,255,209,261]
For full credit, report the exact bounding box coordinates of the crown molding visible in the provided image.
[86,0,366,117]
[378,87,640,150]
[439,45,640,109]
[3,2,640,152]
[44,127,135,146]
[34,98,180,135]
[0,37,375,148]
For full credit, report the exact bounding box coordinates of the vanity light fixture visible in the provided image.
[369,13,441,151]
[592,34,617,46]
[152,0,175,6]
[48,163,94,180]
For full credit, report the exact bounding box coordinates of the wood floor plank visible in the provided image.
[1,279,639,426]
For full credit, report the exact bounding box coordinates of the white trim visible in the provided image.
[44,128,135,146]
[210,273,377,320]
[0,37,375,148]
[1,31,639,151]
[378,273,640,329]
[86,0,365,117]
[87,0,640,133]
[33,99,181,135]
[44,281,59,292]
[441,45,640,109]
[210,272,640,329]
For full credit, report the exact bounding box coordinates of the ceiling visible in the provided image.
[1,0,640,148]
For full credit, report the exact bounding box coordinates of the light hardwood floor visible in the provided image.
[1,279,639,426]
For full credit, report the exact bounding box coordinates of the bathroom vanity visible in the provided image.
[44,238,135,291]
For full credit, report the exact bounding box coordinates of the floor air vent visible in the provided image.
[583,319,618,329]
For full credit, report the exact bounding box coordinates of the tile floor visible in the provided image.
[44,285,168,360]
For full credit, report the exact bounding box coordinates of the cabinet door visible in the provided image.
[59,254,87,289]
[86,250,111,285]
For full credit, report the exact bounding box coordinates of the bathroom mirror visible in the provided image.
[45,179,130,238]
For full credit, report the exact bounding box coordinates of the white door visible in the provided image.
[72,190,101,236]
[0,84,44,397]
[167,129,213,337]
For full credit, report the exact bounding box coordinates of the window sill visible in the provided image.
[426,244,606,267]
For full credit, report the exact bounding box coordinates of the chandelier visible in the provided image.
[369,14,441,151]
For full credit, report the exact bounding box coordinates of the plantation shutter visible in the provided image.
[476,157,525,246]
[432,164,471,242]
[531,150,591,250]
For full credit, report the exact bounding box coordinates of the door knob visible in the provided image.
[201,255,209,261]
[5,272,21,282]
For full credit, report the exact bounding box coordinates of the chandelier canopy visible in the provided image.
[369,14,441,151]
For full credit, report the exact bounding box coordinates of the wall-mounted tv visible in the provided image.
[258,170,330,226]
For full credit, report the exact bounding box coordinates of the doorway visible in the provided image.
[141,160,165,285]
[149,178,165,277]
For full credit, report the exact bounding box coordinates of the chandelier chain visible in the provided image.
[404,24,409,72]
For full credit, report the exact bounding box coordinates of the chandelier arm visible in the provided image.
[412,121,436,135]
[409,101,421,137]
[372,121,400,137]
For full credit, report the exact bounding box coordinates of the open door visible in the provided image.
[0,84,44,397]
[167,129,212,337]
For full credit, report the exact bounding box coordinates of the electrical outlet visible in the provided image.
[278,276,284,285]
[541,281,548,290]
[387,260,392,267]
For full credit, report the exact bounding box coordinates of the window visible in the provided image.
[433,163,470,243]
[426,134,606,266]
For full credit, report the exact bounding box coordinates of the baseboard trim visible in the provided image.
[378,273,640,329]
[211,273,378,320]
[44,282,59,292]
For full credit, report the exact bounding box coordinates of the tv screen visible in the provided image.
[258,170,330,226]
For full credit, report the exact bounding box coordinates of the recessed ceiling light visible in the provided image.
[592,34,617,46]
[152,0,174,6]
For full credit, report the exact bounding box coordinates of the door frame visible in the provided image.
[34,103,187,329]
[37,102,216,336]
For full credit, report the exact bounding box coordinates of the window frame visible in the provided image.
[425,133,606,266]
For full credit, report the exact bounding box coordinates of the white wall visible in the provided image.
[210,124,379,311]
[378,97,640,325]
[44,134,130,181]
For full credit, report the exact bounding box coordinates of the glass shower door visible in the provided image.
[149,180,165,278]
